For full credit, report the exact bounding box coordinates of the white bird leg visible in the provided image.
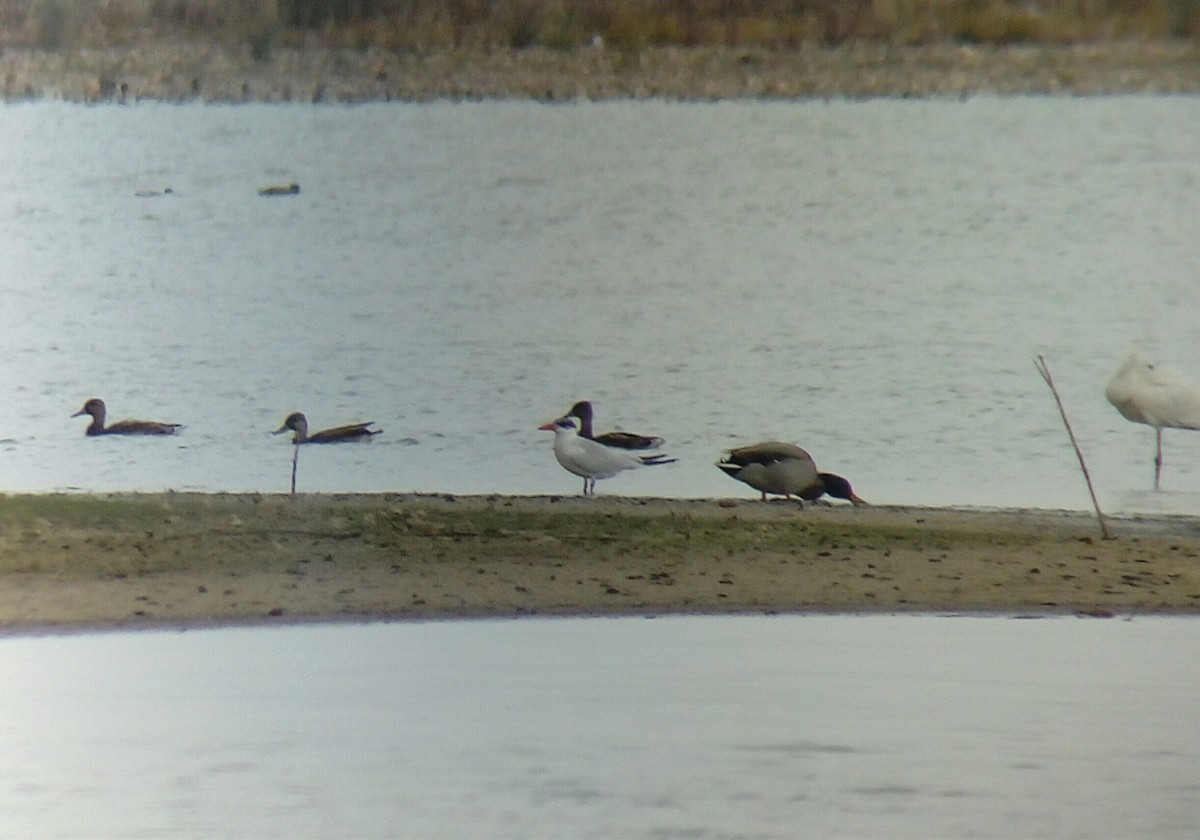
[1155,427,1163,491]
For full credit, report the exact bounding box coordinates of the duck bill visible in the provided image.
[272,425,290,435]
[849,493,868,506]
[537,422,557,431]
[70,409,86,418]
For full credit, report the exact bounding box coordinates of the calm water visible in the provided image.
[1,615,1197,839]
[1,98,1200,509]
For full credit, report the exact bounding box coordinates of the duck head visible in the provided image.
[567,400,601,437]
[275,412,309,439]
[71,398,106,423]
[817,473,867,506]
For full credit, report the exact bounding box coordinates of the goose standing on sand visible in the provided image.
[274,412,381,444]
[717,441,866,505]
[1105,351,1200,490]
[71,398,181,436]
[539,415,675,495]
[567,400,665,451]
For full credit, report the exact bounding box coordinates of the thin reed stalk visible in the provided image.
[1035,355,1112,540]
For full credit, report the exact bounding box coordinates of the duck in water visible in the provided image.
[71,398,181,436]
[274,412,380,444]
[566,400,665,451]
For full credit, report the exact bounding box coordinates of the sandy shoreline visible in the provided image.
[2,40,1200,103]
[1,492,1197,634]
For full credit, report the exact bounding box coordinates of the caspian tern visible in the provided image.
[539,415,675,495]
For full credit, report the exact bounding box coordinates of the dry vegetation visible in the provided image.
[0,1,1197,101]
[4,0,1200,53]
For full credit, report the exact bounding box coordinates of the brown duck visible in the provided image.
[258,182,300,196]
[717,441,865,505]
[72,398,181,436]
[274,412,380,444]
[567,400,665,451]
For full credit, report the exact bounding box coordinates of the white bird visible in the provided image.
[538,415,675,495]
[717,441,866,505]
[1105,351,1200,490]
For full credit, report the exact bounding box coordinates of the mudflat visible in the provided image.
[1,492,1197,633]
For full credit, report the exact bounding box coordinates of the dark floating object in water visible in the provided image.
[71,398,181,436]
[134,187,174,198]
[258,182,300,196]
[274,412,380,444]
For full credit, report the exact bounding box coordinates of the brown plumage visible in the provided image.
[717,441,865,505]
[567,400,664,451]
[71,398,180,436]
[274,412,380,444]
[258,182,300,196]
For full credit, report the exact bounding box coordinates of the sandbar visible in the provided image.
[0,493,1197,634]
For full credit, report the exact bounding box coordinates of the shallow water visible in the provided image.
[1,98,1200,511]
[1,615,1197,839]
